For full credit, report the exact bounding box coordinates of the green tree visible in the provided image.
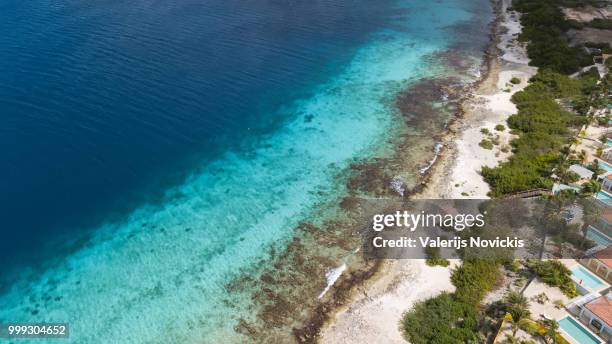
[504,290,529,311]
[401,293,479,344]
[509,306,531,336]
[578,150,587,164]
[581,180,601,196]
[528,260,577,297]
[541,319,560,344]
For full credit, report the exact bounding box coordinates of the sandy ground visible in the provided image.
[318,1,537,343]
[421,1,537,199]
[568,27,612,47]
[319,260,457,344]
[563,5,612,23]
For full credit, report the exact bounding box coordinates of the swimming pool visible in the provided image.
[595,191,612,205]
[586,226,612,246]
[598,160,612,172]
[558,316,602,344]
[571,265,608,292]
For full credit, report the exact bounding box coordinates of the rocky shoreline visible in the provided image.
[315,0,538,342]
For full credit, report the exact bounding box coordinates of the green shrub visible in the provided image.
[561,231,597,250]
[495,124,506,131]
[510,77,521,85]
[482,71,589,196]
[514,0,592,74]
[452,260,500,305]
[402,260,501,343]
[587,18,612,30]
[425,246,450,267]
[426,258,450,267]
[596,115,610,126]
[401,293,479,344]
[481,128,490,135]
[479,139,494,150]
[527,260,577,297]
[581,180,602,195]
[491,135,501,146]
[505,260,522,272]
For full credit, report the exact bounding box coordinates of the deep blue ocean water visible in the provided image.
[0,0,399,270]
[0,0,493,342]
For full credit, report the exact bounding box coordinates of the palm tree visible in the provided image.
[578,149,587,164]
[509,306,531,336]
[504,290,529,310]
[503,290,531,336]
[581,180,601,195]
[540,319,559,344]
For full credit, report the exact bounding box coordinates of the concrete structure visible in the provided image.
[568,293,612,342]
[570,164,595,180]
[552,183,581,195]
[583,246,612,284]
[594,210,612,238]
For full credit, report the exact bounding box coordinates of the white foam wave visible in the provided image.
[318,264,347,299]
[419,143,443,175]
[390,177,406,196]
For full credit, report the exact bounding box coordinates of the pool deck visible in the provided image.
[558,316,604,344]
[523,275,573,321]
[500,259,610,344]
[565,260,611,295]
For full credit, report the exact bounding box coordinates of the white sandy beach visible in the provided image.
[319,1,536,342]
[319,260,457,343]
[423,0,537,199]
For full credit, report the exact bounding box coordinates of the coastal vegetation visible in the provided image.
[513,0,592,74]
[401,292,479,344]
[502,290,531,336]
[425,246,450,267]
[402,260,500,343]
[581,18,612,30]
[479,139,494,150]
[492,31,612,192]
[524,260,577,297]
[402,0,609,342]
[481,70,596,196]
[452,260,500,305]
[521,319,570,344]
[496,289,570,344]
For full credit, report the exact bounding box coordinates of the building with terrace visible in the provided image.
[583,246,612,284]
[568,293,612,342]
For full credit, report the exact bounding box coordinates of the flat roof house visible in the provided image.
[570,164,595,181]
[576,293,612,341]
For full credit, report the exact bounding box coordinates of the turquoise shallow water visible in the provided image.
[0,0,493,342]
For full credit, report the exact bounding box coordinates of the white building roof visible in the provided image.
[569,164,594,180]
